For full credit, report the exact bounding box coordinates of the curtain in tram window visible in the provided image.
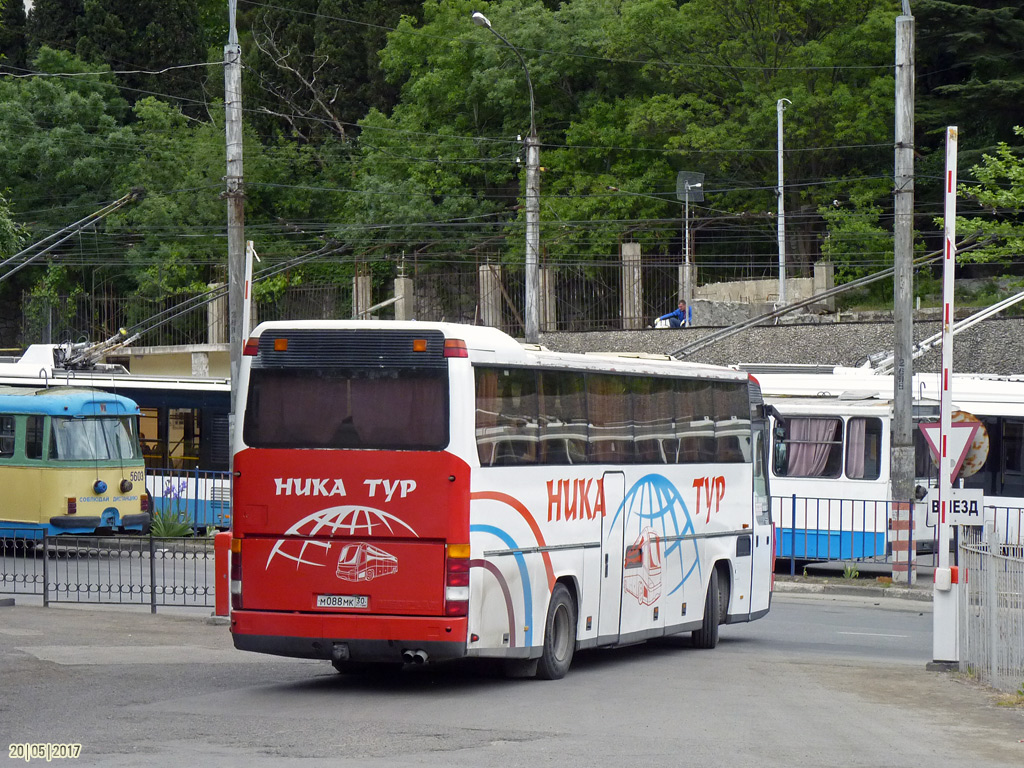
[787,418,839,477]
[846,418,866,479]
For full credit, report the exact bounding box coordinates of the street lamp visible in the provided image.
[472,11,541,343]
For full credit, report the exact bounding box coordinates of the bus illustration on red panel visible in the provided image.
[336,543,399,582]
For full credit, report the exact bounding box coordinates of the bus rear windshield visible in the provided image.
[243,368,449,450]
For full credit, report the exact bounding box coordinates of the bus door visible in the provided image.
[597,471,625,644]
[749,420,773,614]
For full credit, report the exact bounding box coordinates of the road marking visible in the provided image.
[837,631,908,638]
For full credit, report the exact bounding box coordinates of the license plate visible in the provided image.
[317,594,368,609]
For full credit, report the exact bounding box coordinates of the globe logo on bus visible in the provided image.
[266,505,418,570]
[607,474,700,597]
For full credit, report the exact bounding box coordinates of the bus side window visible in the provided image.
[25,415,44,460]
[0,415,14,458]
[474,367,538,466]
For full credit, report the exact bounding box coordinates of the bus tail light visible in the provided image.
[66,497,77,516]
[443,339,468,358]
[243,337,259,356]
[444,543,470,617]
[230,538,243,610]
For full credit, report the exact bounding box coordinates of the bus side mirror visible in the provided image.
[773,440,787,475]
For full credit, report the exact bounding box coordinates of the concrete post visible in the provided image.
[540,267,556,332]
[478,264,502,328]
[813,262,835,311]
[353,274,372,319]
[621,242,643,330]
[394,276,414,320]
[207,282,227,344]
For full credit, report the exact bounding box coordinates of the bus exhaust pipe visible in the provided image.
[403,649,428,664]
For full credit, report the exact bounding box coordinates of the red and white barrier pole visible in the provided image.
[933,126,959,664]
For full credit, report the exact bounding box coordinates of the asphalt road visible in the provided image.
[1,593,1021,768]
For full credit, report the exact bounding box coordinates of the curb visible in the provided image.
[774,580,933,602]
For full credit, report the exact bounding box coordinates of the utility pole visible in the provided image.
[471,12,540,343]
[525,131,541,343]
[892,3,915,506]
[777,98,791,305]
[224,0,245,419]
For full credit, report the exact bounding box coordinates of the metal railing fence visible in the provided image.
[0,531,215,613]
[771,495,941,575]
[20,257,718,345]
[958,525,1024,692]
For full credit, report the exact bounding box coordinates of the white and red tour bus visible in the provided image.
[229,321,773,679]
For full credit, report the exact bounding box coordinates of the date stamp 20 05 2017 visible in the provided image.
[8,744,82,762]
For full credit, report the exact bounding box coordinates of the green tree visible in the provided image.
[0,0,29,71]
[75,0,209,115]
[547,0,899,274]
[354,0,898,277]
[956,126,1024,265]
[0,47,132,229]
[916,1,1024,163]
[0,190,24,257]
[25,0,84,55]
[108,96,322,301]
[242,0,422,146]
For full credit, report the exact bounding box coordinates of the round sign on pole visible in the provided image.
[953,411,988,477]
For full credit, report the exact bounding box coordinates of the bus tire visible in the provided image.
[537,582,576,680]
[692,568,720,649]
[717,567,730,625]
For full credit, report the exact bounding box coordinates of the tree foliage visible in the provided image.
[0,0,28,71]
[2,0,1024,339]
[956,126,1024,263]
[25,0,85,55]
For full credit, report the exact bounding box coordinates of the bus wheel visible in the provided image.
[537,583,576,680]
[692,568,720,649]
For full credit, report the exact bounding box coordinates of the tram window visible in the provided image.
[169,409,200,470]
[25,415,44,460]
[773,417,842,478]
[0,415,13,458]
[475,367,539,466]
[846,417,882,480]
[1002,420,1024,496]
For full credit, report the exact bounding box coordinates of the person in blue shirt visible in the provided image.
[658,300,691,328]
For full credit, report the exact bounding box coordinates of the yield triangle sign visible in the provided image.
[918,421,981,484]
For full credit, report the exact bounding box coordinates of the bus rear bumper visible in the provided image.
[230,610,468,663]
